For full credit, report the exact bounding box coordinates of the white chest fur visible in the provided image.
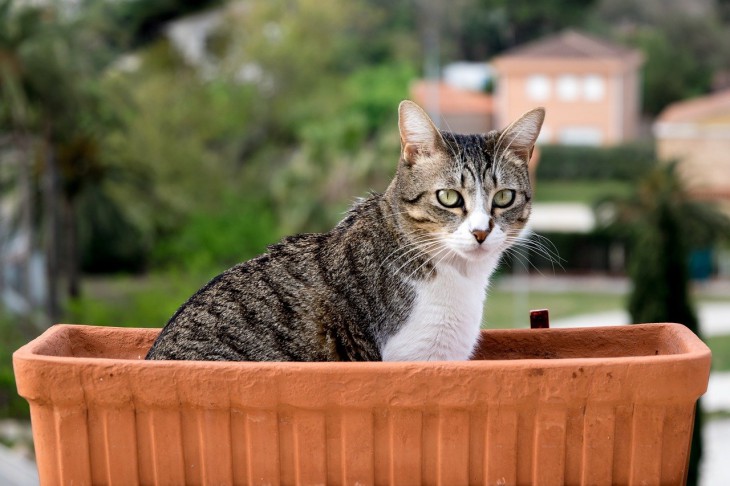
[381,262,493,361]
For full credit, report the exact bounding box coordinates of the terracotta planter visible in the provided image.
[14,323,709,486]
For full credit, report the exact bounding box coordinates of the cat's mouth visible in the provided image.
[447,233,510,263]
[448,241,496,262]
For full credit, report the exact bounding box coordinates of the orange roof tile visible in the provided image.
[498,29,639,61]
[410,80,493,115]
[657,88,730,123]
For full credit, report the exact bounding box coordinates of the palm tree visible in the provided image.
[0,0,47,329]
[0,0,110,323]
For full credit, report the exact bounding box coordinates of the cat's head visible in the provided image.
[392,100,544,267]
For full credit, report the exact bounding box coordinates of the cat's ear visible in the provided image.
[398,100,442,165]
[497,107,545,162]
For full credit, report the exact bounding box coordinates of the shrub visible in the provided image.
[152,192,279,274]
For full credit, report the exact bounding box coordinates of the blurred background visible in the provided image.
[1,0,730,484]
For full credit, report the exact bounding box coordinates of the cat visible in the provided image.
[145,100,544,362]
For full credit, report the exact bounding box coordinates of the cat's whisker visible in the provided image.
[391,240,445,277]
[423,246,454,281]
[504,234,565,272]
[492,133,507,167]
[408,244,450,282]
[506,237,561,262]
[440,131,463,165]
[378,237,445,271]
[506,232,563,264]
[405,246,441,282]
[397,238,445,263]
[505,248,542,275]
[378,242,438,273]
[529,233,563,258]
[386,236,441,270]
[504,244,552,275]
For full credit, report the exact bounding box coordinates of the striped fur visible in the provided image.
[146,101,544,361]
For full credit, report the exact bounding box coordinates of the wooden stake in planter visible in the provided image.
[530,308,550,329]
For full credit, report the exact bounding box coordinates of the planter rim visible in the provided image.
[14,322,710,372]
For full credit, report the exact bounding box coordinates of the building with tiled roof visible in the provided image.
[492,30,644,146]
[410,80,494,134]
[654,88,730,209]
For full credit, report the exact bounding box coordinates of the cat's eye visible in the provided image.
[493,189,516,208]
[436,189,463,208]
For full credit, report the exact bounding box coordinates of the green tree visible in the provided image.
[626,168,698,328]
[591,0,730,115]
[187,0,417,234]
[99,42,258,241]
[624,23,718,115]
[78,0,224,50]
[453,0,598,60]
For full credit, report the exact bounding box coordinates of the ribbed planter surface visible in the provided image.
[14,323,710,486]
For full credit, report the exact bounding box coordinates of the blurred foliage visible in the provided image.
[707,334,730,372]
[0,314,30,419]
[590,1,730,115]
[152,192,279,273]
[534,180,633,204]
[623,21,724,116]
[622,165,700,327]
[0,0,117,307]
[99,0,412,238]
[67,273,208,328]
[101,55,257,242]
[79,0,225,49]
[605,163,730,252]
[78,185,150,273]
[3,0,729,282]
[536,143,656,181]
[456,0,598,59]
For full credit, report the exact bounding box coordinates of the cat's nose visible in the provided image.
[472,229,488,244]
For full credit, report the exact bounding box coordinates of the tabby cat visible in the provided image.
[146,100,545,362]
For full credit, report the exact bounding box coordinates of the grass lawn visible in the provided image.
[68,272,216,328]
[482,288,625,329]
[74,273,630,331]
[706,334,730,372]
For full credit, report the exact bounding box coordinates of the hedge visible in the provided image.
[536,143,656,181]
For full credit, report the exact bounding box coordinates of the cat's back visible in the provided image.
[145,232,329,361]
[145,195,411,362]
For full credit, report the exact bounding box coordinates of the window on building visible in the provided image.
[583,75,605,101]
[557,75,579,101]
[559,127,602,146]
[526,75,550,101]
